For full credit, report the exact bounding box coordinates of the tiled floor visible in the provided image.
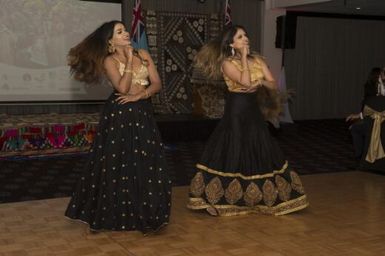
[1,171,385,256]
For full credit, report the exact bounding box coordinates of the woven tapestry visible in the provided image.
[145,10,222,114]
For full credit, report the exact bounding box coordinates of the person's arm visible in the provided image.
[346,113,363,122]
[239,46,251,86]
[139,49,162,97]
[116,50,161,104]
[222,60,250,88]
[254,58,277,90]
[242,58,277,92]
[103,47,134,94]
[221,46,251,88]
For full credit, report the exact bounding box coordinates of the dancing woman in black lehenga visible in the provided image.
[64,21,171,233]
[187,25,308,216]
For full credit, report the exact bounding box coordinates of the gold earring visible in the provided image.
[108,41,115,53]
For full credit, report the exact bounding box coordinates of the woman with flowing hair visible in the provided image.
[65,20,171,234]
[187,25,308,216]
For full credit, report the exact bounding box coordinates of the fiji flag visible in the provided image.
[224,0,232,27]
[130,0,148,50]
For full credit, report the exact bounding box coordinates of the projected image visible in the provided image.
[0,0,119,102]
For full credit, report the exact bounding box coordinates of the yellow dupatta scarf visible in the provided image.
[363,106,385,163]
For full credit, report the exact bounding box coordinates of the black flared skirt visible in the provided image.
[187,92,308,216]
[65,93,171,233]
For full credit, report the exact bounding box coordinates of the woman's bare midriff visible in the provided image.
[127,83,145,95]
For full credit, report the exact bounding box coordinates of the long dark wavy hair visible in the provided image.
[67,20,122,84]
[194,25,254,79]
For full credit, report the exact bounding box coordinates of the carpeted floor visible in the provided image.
[0,119,358,203]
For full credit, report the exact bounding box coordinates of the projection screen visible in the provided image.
[0,0,121,103]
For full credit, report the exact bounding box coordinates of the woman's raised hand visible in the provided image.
[123,45,134,63]
[241,45,249,58]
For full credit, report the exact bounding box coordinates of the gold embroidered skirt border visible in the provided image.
[187,195,308,216]
[187,161,308,216]
[196,161,289,180]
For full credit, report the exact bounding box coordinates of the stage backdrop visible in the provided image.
[145,10,223,115]
[0,0,118,103]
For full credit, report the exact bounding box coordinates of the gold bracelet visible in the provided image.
[123,69,133,73]
[144,89,150,98]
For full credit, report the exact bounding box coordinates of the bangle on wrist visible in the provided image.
[123,69,133,73]
[144,89,150,98]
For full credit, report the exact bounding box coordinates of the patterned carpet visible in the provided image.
[0,119,358,203]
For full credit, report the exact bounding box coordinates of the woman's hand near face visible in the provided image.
[123,45,134,63]
[241,45,249,58]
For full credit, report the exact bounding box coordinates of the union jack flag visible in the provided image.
[130,0,148,49]
[224,0,232,27]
